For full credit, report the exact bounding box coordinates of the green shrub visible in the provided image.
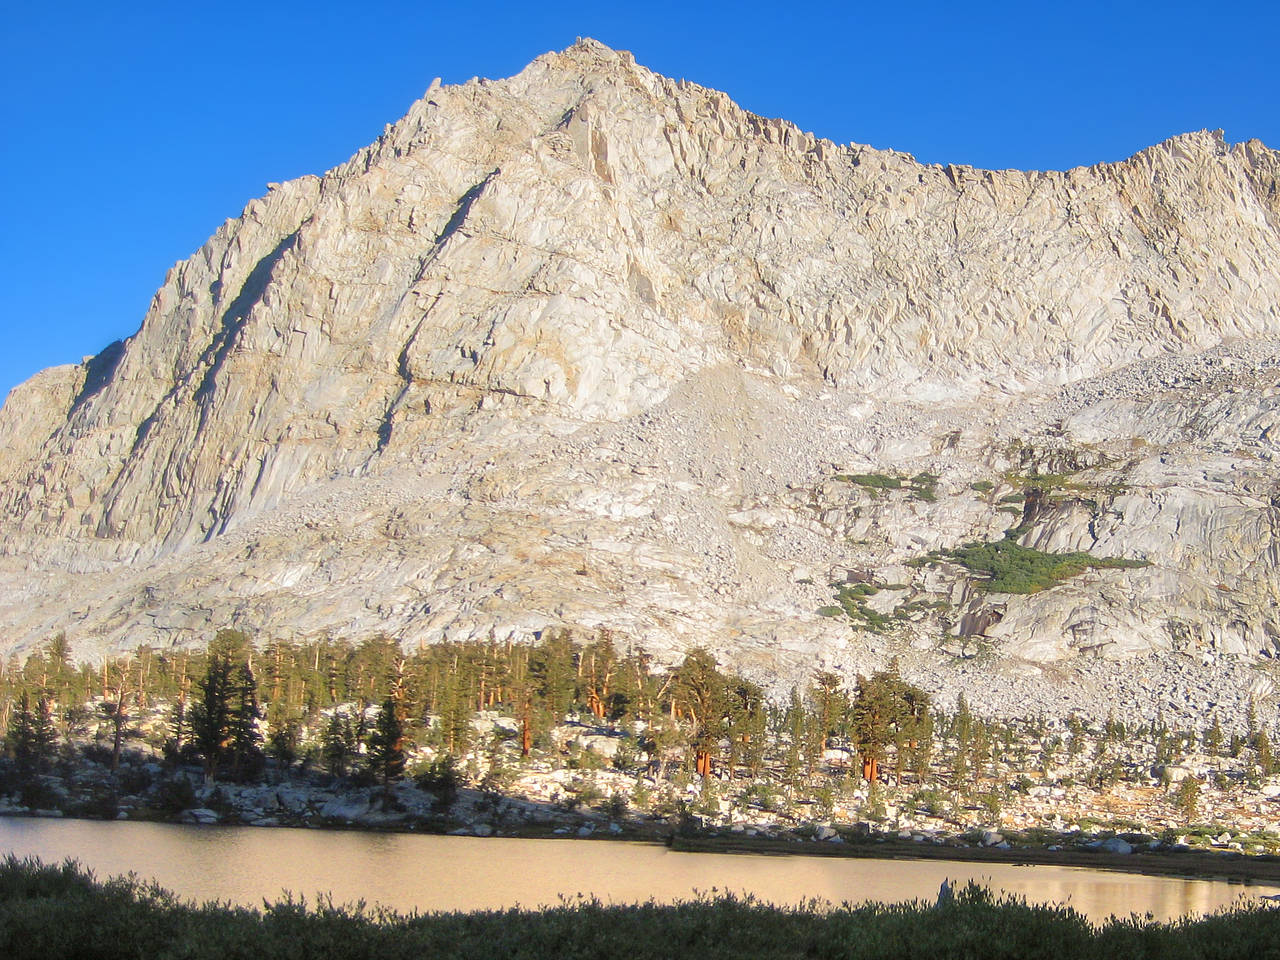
[150,775,198,815]
[569,777,605,807]
[918,538,1148,594]
[825,584,894,631]
[612,736,644,774]
[835,473,901,491]
[907,472,938,502]
[64,787,118,820]
[414,755,461,808]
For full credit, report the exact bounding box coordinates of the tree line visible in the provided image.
[0,629,943,792]
[10,626,1276,816]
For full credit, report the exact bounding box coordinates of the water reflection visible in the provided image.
[1,817,1274,922]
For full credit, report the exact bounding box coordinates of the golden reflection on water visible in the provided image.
[2,818,1275,923]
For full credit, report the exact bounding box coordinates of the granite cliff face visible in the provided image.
[2,40,1280,698]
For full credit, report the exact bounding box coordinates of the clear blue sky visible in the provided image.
[2,0,1276,402]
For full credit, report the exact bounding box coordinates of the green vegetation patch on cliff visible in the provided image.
[835,472,902,492]
[912,538,1149,594]
[821,583,895,631]
[835,472,938,502]
[820,582,947,631]
[1002,470,1127,505]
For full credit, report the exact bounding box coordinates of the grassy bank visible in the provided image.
[3,856,1279,960]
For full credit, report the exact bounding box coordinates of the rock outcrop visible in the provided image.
[2,39,1279,695]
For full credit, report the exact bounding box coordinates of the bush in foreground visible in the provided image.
[1,856,1278,959]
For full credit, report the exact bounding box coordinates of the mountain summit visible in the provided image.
[2,41,1279,706]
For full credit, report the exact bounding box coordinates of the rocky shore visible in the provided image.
[6,697,1280,886]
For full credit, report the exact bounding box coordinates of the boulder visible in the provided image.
[1099,837,1133,854]
[319,796,371,821]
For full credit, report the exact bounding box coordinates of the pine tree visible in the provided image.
[321,710,354,778]
[952,735,970,786]
[266,702,300,778]
[353,635,400,703]
[953,692,973,749]
[98,671,131,774]
[1256,728,1275,776]
[850,664,931,785]
[723,677,765,779]
[506,646,536,757]
[810,671,849,753]
[907,708,935,784]
[43,634,75,705]
[1204,715,1223,757]
[1067,715,1085,759]
[971,720,993,783]
[893,673,931,786]
[850,673,891,783]
[1174,776,1200,822]
[228,662,263,781]
[607,647,645,725]
[367,695,406,785]
[168,673,191,759]
[582,631,618,720]
[190,652,235,783]
[673,647,727,777]
[190,636,262,783]
[434,666,473,755]
[7,691,57,778]
[530,629,578,722]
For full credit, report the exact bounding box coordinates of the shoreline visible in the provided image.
[6,808,1279,889]
[667,833,1280,886]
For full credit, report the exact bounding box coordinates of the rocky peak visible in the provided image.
[0,42,1278,715]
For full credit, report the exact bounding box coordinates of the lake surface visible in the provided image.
[2,817,1276,922]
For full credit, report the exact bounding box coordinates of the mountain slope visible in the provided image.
[1,40,1279,703]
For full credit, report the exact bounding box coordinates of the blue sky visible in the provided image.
[2,0,1276,402]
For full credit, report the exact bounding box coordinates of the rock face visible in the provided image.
[2,39,1279,689]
